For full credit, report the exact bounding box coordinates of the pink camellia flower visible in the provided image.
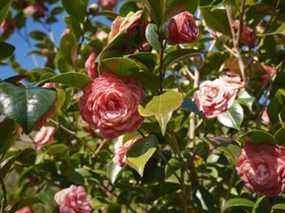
[85,52,97,79]
[15,207,33,213]
[24,2,46,18]
[98,0,117,10]
[233,20,256,47]
[194,79,237,118]
[168,11,199,44]
[33,126,56,150]
[42,82,57,89]
[236,143,285,197]
[108,11,143,42]
[113,139,135,167]
[54,185,92,213]
[80,72,144,139]
[95,31,108,42]
[219,71,244,90]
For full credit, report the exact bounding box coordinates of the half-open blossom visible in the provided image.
[80,72,144,139]
[54,185,92,213]
[236,143,285,197]
[261,108,270,125]
[98,0,117,10]
[33,126,55,150]
[95,31,108,42]
[194,79,237,118]
[15,207,33,213]
[108,11,142,42]
[168,11,199,44]
[42,82,56,89]
[233,20,256,47]
[85,52,97,79]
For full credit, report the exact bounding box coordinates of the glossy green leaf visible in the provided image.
[272,203,285,211]
[45,72,91,88]
[241,130,275,145]
[217,144,241,165]
[252,196,270,213]
[47,144,69,158]
[128,52,157,71]
[0,82,57,133]
[119,0,140,16]
[274,128,285,145]
[222,198,254,211]
[139,90,183,135]
[0,118,16,154]
[0,0,12,23]
[145,23,161,51]
[61,0,87,21]
[126,135,158,176]
[101,57,141,76]
[217,102,244,130]
[107,163,123,184]
[165,0,199,18]
[238,90,255,111]
[60,31,77,65]
[201,8,231,36]
[144,0,165,25]
[0,42,15,60]
[164,49,200,69]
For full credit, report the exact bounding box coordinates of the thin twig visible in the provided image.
[0,176,7,213]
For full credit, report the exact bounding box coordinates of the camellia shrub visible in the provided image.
[0,0,285,212]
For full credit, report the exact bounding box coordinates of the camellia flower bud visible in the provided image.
[233,20,256,47]
[261,107,270,125]
[98,0,117,10]
[23,2,46,18]
[167,11,199,44]
[80,72,144,139]
[15,207,33,213]
[194,79,237,118]
[85,52,97,79]
[42,82,57,89]
[236,143,285,197]
[33,126,56,150]
[113,137,137,167]
[54,185,92,213]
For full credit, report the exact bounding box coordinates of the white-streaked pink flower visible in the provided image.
[42,82,56,89]
[113,138,135,167]
[95,31,108,42]
[33,126,56,150]
[85,52,97,79]
[15,207,33,213]
[194,79,237,118]
[261,108,270,125]
[54,185,92,213]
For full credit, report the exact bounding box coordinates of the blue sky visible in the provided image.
[0,0,117,80]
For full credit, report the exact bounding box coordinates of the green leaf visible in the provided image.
[61,0,87,21]
[165,0,199,18]
[139,90,183,135]
[47,144,69,158]
[0,82,57,133]
[274,128,285,145]
[107,163,123,184]
[144,0,165,25]
[222,198,254,211]
[164,49,200,69]
[0,118,16,155]
[145,23,161,51]
[45,72,91,88]
[128,52,157,71]
[126,135,158,176]
[60,31,77,65]
[252,196,270,213]
[0,0,12,23]
[0,42,15,60]
[29,31,49,41]
[101,58,141,76]
[201,8,231,36]
[272,203,285,211]
[241,130,275,145]
[238,90,255,111]
[119,0,140,16]
[217,144,241,165]
[217,101,244,130]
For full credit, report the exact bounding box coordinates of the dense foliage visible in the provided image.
[0,0,285,212]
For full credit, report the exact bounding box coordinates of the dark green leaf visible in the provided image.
[201,8,231,36]
[274,128,285,145]
[0,118,16,154]
[144,0,165,25]
[145,23,161,51]
[0,42,15,60]
[128,52,157,71]
[0,82,57,133]
[222,198,254,211]
[45,72,91,88]
[126,135,158,176]
[241,130,275,145]
[217,144,241,165]
[164,49,200,69]
[166,0,199,18]
[0,0,12,23]
[272,203,285,211]
[61,0,87,21]
[101,58,141,76]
